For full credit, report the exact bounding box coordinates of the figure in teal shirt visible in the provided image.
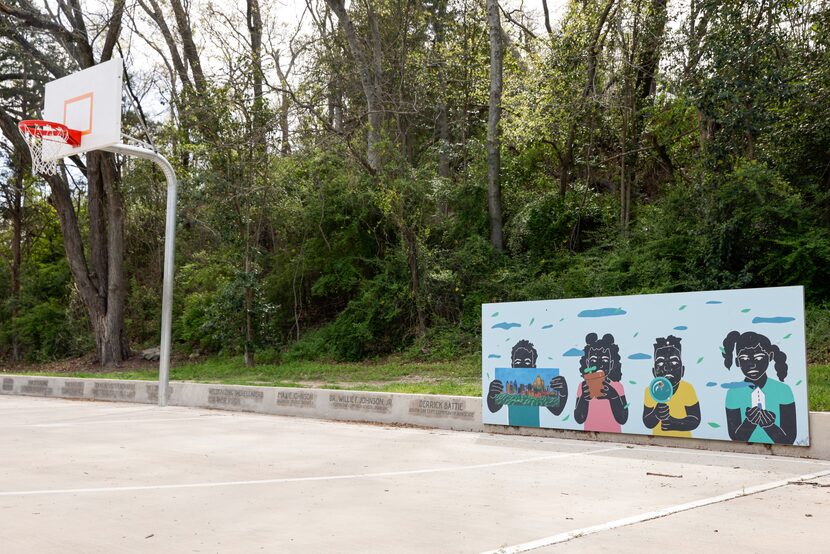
[486,340,568,427]
[722,331,796,445]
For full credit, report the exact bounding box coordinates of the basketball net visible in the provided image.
[18,120,80,176]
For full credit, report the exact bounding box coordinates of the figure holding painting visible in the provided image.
[487,340,568,427]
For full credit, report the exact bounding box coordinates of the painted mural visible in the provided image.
[481,286,809,446]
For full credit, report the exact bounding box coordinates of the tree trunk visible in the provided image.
[541,0,554,36]
[275,59,292,155]
[623,0,669,232]
[560,0,615,197]
[325,0,384,173]
[620,103,629,234]
[486,0,504,252]
[49,165,128,365]
[432,0,451,180]
[437,97,450,179]
[87,151,130,365]
[247,0,265,144]
[635,0,669,103]
[103,153,129,363]
[559,130,574,197]
[279,89,291,154]
[404,229,426,337]
[169,0,207,90]
[244,283,255,367]
[86,153,109,296]
[328,80,344,133]
[10,159,23,361]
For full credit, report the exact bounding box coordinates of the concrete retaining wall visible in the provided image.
[2,374,827,460]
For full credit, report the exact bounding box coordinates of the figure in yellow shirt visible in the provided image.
[642,335,701,438]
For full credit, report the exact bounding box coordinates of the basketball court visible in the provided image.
[11,60,828,552]
[1,395,827,553]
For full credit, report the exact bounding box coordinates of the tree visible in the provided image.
[0,145,24,360]
[324,0,385,173]
[0,0,130,365]
[559,0,615,198]
[486,0,505,252]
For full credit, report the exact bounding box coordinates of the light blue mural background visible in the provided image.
[481,286,809,445]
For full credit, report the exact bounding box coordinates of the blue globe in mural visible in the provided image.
[649,377,674,403]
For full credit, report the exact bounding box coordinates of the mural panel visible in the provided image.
[481,286,809,445]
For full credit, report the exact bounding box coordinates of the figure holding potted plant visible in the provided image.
[573,333,628,432]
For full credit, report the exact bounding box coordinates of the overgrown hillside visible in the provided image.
[1,1,829,365]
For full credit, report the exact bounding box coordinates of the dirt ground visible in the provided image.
[0,352,171,375]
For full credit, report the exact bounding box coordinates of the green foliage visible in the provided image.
[808,365,830,412]
[0,206,90,362]
[507,187,616,257]
[125,278,161,348]
[11,299,71,361]
[285,269,411,362]
[403,320,479,362]
[806,305,830,365]
[3,0,830,371]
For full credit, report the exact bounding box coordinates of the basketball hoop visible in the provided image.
[18,120,82,175]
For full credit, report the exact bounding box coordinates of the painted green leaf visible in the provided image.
[628,380,637,385]
[795,380,802,386]
[633,332,639,337]
[697,356,704,364]
[562,414,570,421]
[529,318,535,326]
[719,346,725,354]
[623,403,630,409]
[708,422,721,428]
[679,305,687,311]
[491,312,499,317]
[741,308,751,313]
[783,333,792,339]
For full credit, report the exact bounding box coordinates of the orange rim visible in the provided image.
[18,120,81,147]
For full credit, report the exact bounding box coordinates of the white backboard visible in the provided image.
[42,58,123,160]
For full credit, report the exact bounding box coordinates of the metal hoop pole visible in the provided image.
[104,143,177,407]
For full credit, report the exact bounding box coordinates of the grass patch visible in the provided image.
[25,357,830,411]
[33,355,482,396]
[808,365,829,412]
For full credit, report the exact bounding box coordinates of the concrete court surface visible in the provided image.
[1,396,828,554]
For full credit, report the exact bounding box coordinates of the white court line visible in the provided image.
[480,467,830,554]
[0,446,623,497]
[29,415,231,427]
